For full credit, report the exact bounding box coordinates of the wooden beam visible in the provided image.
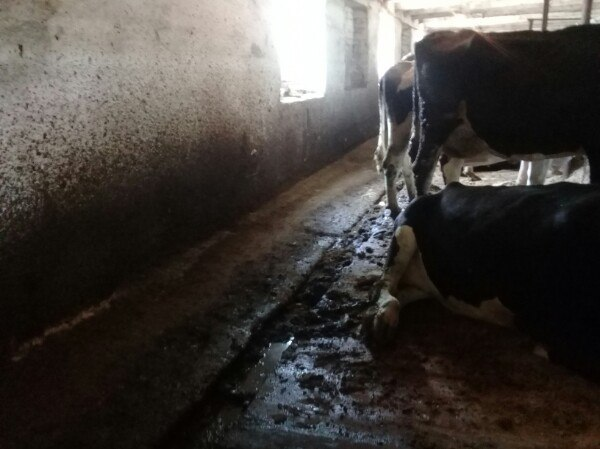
[407,2,583,21]
[582,0,593,23]
[542,0,551,30]
[425,19,586,32]
[401,0,583,14]
[418,10,587,24]
[390,5,420,29]
[420,12,584,29]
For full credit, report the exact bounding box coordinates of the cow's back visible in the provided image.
[382,61,413,125]
[415,25,600,156]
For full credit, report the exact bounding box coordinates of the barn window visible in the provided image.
[345,1,369,89]
[377,6,395,78]
[269,0,327,102]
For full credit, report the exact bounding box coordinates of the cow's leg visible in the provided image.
[384,162,401,218]
[585,147,600,184]
[440,155,464,185]
[516,161,529,185]
[550,157,569,176]
[413,140,443,196]
[412,94,463,196]
[412,111,456,196]
[383,114,413,216]
[527,160,550,185]
[462,166,481,181]
[400,150,416,201]
[372,225,429,341]
[436,296,515,327]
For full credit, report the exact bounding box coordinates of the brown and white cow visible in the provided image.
[409,25,600,197]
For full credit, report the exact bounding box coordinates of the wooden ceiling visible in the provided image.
[392,0,598,32]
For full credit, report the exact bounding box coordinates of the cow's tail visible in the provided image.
[408,65,420,163]
[374,74,388,174]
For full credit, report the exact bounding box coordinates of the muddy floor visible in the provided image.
[160,167,600,449]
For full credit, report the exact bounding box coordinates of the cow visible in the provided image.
[374,60,417,217]
[410,25,600,197]
[368,182,600,380]
[374,60,554,217]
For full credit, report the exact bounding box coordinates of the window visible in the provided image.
[269,0,327,102]
[400,21,412,57]
[345,1,368,89]
[377,7,395,78]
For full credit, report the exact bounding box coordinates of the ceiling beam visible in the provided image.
[394,0,582,11]
[407,2,584,21]
[411,7,585,21]
[459,20,588,31]
[421,13,587,29]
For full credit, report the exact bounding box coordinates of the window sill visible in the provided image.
[280,92,324,104]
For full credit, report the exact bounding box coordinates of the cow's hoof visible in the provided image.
[464,172,482,182]
[364,299,400,344]
[388,206,401,219]
[373,303,400,342]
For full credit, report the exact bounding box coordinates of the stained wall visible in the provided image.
[0,0,383,347]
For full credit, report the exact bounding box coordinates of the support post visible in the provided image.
[542,0,550,31]
[582,0,593,24]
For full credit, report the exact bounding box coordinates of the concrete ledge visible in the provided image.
[0,138,383,449]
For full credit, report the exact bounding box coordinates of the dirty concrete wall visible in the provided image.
[0,0,382,349]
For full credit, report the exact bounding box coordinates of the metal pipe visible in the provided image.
[542,0,550,31]
[582,0,593,24]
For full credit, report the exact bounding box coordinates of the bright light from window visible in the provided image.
[268,0,327,101]
[377,8,396,78]
[412,27,425,48]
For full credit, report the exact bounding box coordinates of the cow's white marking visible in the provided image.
[380,111,415,214]
[441,157,464,184]
[438,296,514,327]
[375,226,436,337]
[397,66,414,90]
[517,160,550,185]
[516,161,528,185]
[375,225,515,340]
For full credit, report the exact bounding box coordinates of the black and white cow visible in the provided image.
[374,60,554,217]
[370,182,600,379]
[374,61,417,216]
[410,25,600,197]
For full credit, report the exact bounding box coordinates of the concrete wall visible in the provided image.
[0,0,382,349]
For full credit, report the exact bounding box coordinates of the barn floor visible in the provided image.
[159,157,599,448]
[2,140,598,449]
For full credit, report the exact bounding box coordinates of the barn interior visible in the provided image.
[1,1,599,448]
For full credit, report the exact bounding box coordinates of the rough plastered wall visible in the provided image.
[0,0,381,348]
